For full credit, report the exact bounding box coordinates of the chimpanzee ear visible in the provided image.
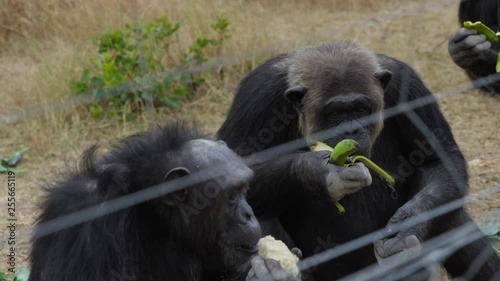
[162,167,190,206]
[375,70,392,90]
[284,86,307,108]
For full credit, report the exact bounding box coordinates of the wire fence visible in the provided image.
[2,0,499,280]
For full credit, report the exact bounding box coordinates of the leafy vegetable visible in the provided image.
[463,21,500,42]
[0,148,28,174]
[463,21,500,72]
[480,224,500,257]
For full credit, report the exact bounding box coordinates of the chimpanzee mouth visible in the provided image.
[233,244,259,254]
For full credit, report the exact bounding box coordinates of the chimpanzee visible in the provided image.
[448,0,500,95]
[29,123,300,281]
[217,40,500,280]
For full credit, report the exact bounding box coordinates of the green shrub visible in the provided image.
[70,14,230,118]
[0,266,30,281]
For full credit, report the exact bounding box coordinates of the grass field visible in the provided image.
[0,0,498,276]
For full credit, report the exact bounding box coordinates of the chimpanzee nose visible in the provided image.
[342,120,361,138]
[237,201,256,224]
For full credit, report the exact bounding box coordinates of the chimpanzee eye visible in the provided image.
[356,108,367,113]
[328,111,338,118]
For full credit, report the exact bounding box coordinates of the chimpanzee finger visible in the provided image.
[449,28,478,44]
[339,163,371,181]
[454,48,488,60]
[374,235,406,258]
[291,247,303,259]
[265,259,292,280]
[471,40,492,54]
[251,255,269,278]
[449,34,488,54]
[374,234,421,263]
[463,34,488,48]
[246,268,256,281]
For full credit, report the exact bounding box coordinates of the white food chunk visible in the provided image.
[257,235,300,277]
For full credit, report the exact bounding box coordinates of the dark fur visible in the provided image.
[30,123,259,281]
[218,41,500,280]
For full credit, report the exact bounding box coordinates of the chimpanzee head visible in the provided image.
[30,123,262,281]
[97,124,261,274]
[282,40,392,156]
[160,138,260,273]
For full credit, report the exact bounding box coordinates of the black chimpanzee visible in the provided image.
[29,123,300,281]
[217,40,500,280]
[448,0,500,95]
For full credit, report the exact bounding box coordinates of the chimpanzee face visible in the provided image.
[282,42,392,156]
[162,139,261,273]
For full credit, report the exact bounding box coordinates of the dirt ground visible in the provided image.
[0,0,498,277]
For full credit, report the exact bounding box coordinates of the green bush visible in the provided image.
[70,14,230,118]
[0,266,30,281]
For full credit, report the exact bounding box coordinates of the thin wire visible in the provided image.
[33,74,500,237]
[251,185,498,281]
[337,222,480,281]
[295,185,499,274]
[5,0,498,279]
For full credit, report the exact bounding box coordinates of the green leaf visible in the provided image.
[159,97,181,107]
[89,105,102,119]
[90,76,105,88]
[173,88,187,97]
[93,88,108,100]
[2,148,28,167]
[2,152,21,167]
[496,51,500,73]
[13,267,30,281]
[141,91,154,102]
[480,224,500,236]
[0,271,11,281]
[80,68,90,83]
[0,164,9,173]
[163,74,173,92]
[134,76,145,86]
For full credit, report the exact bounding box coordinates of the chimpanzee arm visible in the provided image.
[246,151,372,218]
[375,57,500,279]
[375,55,469,226]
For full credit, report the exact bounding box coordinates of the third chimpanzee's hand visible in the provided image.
[448,28,494,68]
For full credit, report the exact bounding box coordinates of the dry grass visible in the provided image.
[0,0,498,276]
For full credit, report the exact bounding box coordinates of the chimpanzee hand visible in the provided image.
[448,28,494,68]
[326,162,372,201]
[246,251,302,281]
[373,198,427,264]
[294,151,372,202]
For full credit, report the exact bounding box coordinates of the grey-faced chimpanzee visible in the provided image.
[29,123,300,281]
[217,40,500,280]
[448,0,500,95]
